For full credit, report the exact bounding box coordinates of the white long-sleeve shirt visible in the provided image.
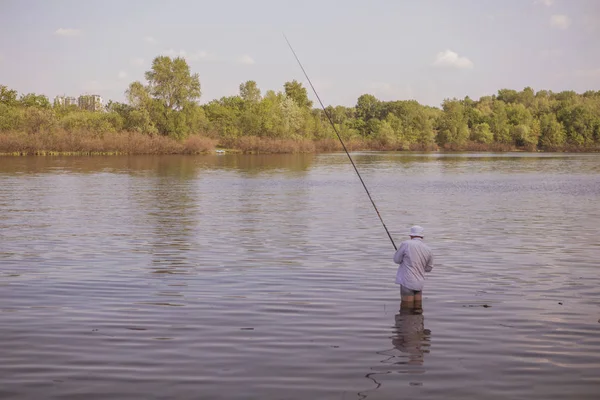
[393,238,434,291]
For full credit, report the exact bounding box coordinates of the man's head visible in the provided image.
[409,225,424,239]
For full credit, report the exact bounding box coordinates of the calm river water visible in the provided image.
[1,153,599,399]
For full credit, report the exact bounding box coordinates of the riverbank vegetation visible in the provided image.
[1,55,599,155]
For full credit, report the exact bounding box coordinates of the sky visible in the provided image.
[0,0,599,108]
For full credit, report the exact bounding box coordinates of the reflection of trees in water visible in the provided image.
[0,154,315,175]
[233,157,311,269]
[142,158,200,275]
[358,310,432,399]
[135,155,314,275]
[206,153,315,175]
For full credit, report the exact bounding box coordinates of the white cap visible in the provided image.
[409,225,424,237]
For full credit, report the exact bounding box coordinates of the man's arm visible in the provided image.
[393,243,405,265]
[425,252,434,272]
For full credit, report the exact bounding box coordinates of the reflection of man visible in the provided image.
[393,225,434,314]
[392,309,431,365]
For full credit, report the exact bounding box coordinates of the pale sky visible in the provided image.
[1,0,599,107]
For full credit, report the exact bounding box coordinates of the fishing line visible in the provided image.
[284,34,397,251]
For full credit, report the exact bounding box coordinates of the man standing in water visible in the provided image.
[394,226,434,314]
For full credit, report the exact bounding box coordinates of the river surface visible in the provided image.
[1,153,599,400]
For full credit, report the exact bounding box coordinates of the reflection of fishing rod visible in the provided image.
[284,34,397,251]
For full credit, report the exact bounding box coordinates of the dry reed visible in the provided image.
[0,130,216,155]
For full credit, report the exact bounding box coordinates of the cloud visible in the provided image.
[144,36,157,44]
[130,57,145,67]
[550,15,571,30]
[238,55,255,65]
[118,71,128,80]
[55,28,81,37]
[534,0,554,6]
[432,50,474,69]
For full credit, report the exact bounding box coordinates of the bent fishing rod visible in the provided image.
[284,34,397,251]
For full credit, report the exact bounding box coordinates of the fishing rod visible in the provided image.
[284,34,397,251]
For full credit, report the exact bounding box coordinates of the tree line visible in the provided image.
[1,55,599,152]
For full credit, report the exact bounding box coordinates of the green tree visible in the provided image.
[470,122,493,144]
[557,103,600,146]
[204,97,243,138]
[510,124,538,148]
[517,87,535,108]
[0,85,18,106]
[489,101,511,143]
[325,105,352,125]
[0,104,26,131]
[145,56,201,110]
[539,113,566,149]
[125,56,203,138]
[497,88,519,104]
[283,80,312,109]
[355,94,381,123]
[279,96,304,137]
[19,93,51,108]
[22,107,55,133]
[436,99,469,147]
[371,119,397,147]
[239,80,261,103]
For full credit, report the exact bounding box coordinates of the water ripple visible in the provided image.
[1,153,599,399]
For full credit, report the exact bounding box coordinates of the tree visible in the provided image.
[145,56,201,110]
[126,81,152,108]
[557,103,599,146]
[124,56,203,138]
[539,113,566,149]
[283,80,312,109]
[489,101,511,143]
[517,87,535,108]
[204,97,243,138]
[279,96,303,137]
[0,85,18,106]
[497,88,519,104]
[371,119,396,147]
[436,99,469,147]
[506,103,533,127]
[470,123,493,144]
[239,80,261,103]
[510,124,538,148]
[325,105,351,125]
[19,93,51,108]
[355,94,381,122]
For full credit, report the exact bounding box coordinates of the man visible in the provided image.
[393,225,434,313]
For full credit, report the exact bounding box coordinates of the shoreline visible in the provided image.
[1,130,598,157]
[3,149,598,156]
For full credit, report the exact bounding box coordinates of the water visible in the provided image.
[1,153,599,399]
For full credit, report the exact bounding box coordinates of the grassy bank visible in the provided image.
[1,130,598,156]
[0,131,455,155]
[0,131,217,156]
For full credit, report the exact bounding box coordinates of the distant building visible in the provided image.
[78,94,103,111]
[54,96,65,107]
[54,95,78,107]
[54,94,103,110]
